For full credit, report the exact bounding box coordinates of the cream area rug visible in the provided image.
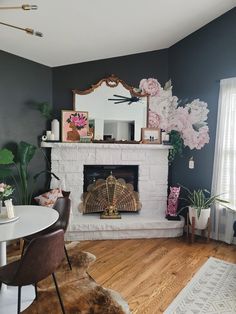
[164,257,236,314]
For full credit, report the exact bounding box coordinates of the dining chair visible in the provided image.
[0,229,66,314]
[22,196,72,270]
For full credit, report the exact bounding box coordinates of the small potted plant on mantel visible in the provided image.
[179,185,229,230]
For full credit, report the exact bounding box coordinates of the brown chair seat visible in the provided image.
[0,229,66,314]
[23,197,72,270]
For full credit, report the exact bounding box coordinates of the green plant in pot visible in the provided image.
[179,185,229,230]
[0,141,59,205]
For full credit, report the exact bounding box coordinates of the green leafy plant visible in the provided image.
[0,141,58,205]
[178,184,229,218]
[168,130,184,162]
[29,101,53,119]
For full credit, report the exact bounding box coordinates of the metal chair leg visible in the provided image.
[21,241,27,257]
[34,283,38,300]
[52,273,65,314]
[17,286,22,314]
[64,245,72,270]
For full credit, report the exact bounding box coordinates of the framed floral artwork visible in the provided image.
[141,127,161,144]
[61,110,88,142]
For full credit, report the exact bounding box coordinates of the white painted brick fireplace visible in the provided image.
[41,142,184,240]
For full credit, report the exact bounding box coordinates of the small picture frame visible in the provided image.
[141,128,161,144]
[61,110,89,142]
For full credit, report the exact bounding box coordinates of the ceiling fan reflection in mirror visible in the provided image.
[0,3,43,37]
[108,94,141,105]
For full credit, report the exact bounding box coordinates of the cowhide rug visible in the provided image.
[20,242,131,314]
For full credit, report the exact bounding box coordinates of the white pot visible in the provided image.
[189,206,211,230]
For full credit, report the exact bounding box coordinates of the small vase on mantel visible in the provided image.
[0,199,2,214]
[51,119,60,141]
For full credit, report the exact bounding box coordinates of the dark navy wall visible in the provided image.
[1,7,235,197]
[52,49,169,119]
[0,50,52,195]
[168,8,236,191]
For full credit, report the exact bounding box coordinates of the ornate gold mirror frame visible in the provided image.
[73,75,149,142]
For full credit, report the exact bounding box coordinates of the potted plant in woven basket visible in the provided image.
[179,185,228,230]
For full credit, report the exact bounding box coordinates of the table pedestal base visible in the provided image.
[0,285,35,314]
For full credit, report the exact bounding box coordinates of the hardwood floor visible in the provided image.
[78,236,236,314]
[7,236,236,313]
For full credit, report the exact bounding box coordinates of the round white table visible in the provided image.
[0,205,59,314]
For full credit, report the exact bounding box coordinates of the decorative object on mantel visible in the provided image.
[51,119,60,141]
[61,110,88,142]
[141,127,161,144]
[29,101,60,141]
[80,173,141,219]
[139,78,210,161]
[92,139,140,144]
[73,75,148,142]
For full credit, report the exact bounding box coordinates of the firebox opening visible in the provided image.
[83,165,139,193]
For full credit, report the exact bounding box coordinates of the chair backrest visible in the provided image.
[13,229,64,286]
[52,197,71,232]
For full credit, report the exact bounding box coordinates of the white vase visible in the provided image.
[5,199,15,219]
[189,206,211,230]
[51,119,60,141]
[0,200,2,214]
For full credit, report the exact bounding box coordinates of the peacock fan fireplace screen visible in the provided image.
[79,173,142,219]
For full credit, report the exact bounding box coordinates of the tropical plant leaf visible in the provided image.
[17,141,37,166]
[0,167,13,178]
[30,101,53,119]
[0,148,14,164]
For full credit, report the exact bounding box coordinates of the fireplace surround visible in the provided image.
[41,142,184,240]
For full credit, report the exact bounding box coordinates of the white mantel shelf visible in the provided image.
[44,141,184,240]
[41,141,172,150]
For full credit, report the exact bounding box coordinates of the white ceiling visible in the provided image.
[0,0,235,67]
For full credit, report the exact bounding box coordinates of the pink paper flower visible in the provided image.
[148,110,161,128]
[139,78,161,96]
[139,77,210,155]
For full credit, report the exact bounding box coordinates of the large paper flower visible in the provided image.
[140,77,210,157]
[139,78,162,96]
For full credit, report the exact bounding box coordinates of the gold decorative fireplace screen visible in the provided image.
[79,173,141,219]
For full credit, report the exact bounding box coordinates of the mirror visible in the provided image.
[73,75,148,142]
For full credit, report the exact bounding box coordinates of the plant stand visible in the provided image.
[186,213,211,243]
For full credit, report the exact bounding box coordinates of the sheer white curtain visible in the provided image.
[211,77,236,243]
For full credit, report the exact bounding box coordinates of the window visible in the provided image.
[212,78,236,208]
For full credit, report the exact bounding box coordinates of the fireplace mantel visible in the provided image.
[41,142,172,150]
[42,141,184,240]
